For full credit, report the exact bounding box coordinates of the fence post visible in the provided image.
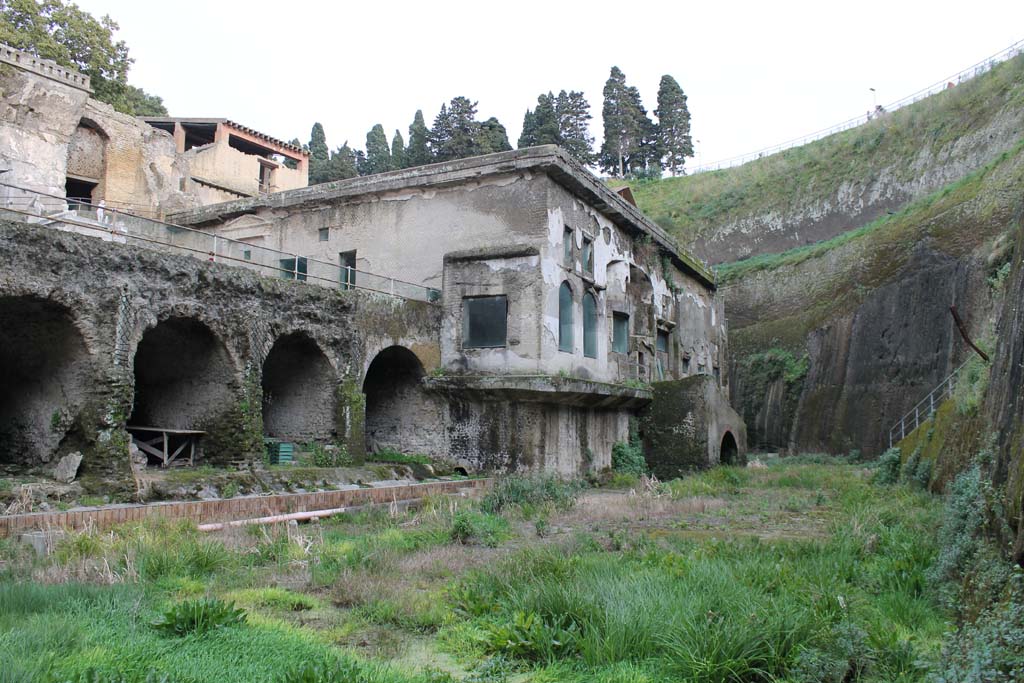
[293,254,299,280]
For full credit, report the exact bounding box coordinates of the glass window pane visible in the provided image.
[559,282,573,352]
[583,292,598,358]
[280,257,307,281]
[613,313,629,353]
[463,296,507,348]
[563,227,573,265]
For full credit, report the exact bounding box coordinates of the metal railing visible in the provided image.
[888,360,970,448]
[0,182,441,304]
[690,38,1024,175]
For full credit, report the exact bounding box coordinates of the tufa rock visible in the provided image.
[53,451,83,483]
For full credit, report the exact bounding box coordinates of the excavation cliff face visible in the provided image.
[724,142,1024,455]
[984,213,1024,563]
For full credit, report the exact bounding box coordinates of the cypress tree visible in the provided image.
[364,123,391,175]
[599,67,642,177]
[518,109,537,148]
[625,85,659,177]
[406,110,432,167]
[655,74,693,176]
[323,143,357,181]
[391,129,406,169]
[308,122,330,184]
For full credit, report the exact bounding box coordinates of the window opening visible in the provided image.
[612,313,629,353]
[339,250,356,290]
[280,257,307,281]
[563,226,573,266]
[582,236,594,276]
[318,227,330,242]
[558,281,574,352]
[583,292,598,359]
[657,329,669,353]
[463,296,508,348]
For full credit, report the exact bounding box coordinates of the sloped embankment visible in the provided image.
[724,140,1024,455]
[630,54,1024,264]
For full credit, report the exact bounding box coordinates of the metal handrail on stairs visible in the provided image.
[888,360,970,448]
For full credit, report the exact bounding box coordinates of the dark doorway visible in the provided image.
[262,332,335,441]
[721,431,738,465]
[65,177,97,206]
[362,346,441,456]
[0,296,92,471]
[130,318,235,431]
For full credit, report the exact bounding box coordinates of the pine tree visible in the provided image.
[477,117,512,154]
[391,129,406,169]
[406,110,432,168]
[518,93,559,148]
[432,97,482,162]
[555,90,595,165]
[599,67,643,177]
[321,143,357,181]
[655,74,693,176]
[364,123,391,175]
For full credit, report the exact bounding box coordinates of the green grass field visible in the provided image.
[0,460,954,682]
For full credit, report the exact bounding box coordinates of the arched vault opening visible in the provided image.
[130,317,235,431]
[720,431,738,466]
[0,296,93,472]
[262,332,335,441]
[362,346,443,456]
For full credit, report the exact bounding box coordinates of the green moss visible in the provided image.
[336,377,366,464]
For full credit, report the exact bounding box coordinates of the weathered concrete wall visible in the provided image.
[640,375,747,478]
[0,218,441,490]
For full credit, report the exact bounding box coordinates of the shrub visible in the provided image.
[611,440,646,476]
[151,597,247,637]
[450,511,510,548]
[482,611,579,662]
[873,448,902,485]
[481,475,583,514]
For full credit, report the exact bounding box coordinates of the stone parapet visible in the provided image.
[0,43,92,93]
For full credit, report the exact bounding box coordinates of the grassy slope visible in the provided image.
[0,462,949,683]
[724,137,1024,357]
[627,54,1024,248]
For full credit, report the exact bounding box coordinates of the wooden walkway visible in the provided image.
[0,478,490,537]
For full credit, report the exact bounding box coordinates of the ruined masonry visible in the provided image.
[0,45,746,492]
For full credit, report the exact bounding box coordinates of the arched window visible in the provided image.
[583,291,598,358]
[558,281,573,352]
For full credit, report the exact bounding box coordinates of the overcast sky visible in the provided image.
[76,0,1023,169]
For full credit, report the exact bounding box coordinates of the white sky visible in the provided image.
[76,0,1023,168]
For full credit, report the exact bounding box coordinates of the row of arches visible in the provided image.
[0,296,349,472]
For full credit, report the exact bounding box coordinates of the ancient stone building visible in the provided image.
[0,44,308,220]
[175,147,747,474]
[0,45,745,485]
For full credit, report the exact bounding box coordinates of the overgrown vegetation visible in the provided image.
[0,461,961,682]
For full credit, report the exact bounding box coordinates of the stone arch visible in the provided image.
[66,118,108,204]
[720,430,738,465]
[362,345,442,456]
[262,331,336,441]
[0,295,94,472]
[129,317,236,431]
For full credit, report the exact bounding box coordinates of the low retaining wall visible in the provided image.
[0,478,491,537]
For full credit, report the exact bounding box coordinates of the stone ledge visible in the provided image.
[424,374,652,409]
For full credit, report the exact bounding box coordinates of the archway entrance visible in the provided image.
[262,332,335,441]
[362,346,442,456]
[0,296,92,472]
[130,318,234,431]
[721,431,738,465]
